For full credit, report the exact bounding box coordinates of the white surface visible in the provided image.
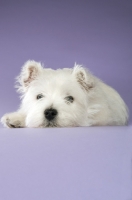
[0,127,132,200]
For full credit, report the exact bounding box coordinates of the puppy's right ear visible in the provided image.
[72,63,95,92]
[16,60,43,93]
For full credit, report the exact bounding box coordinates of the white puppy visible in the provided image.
[1,60,128,128]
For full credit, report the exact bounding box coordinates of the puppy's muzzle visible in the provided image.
[44,108,58,121]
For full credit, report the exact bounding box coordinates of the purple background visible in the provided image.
[0,0,132,124]
[0,1,132,200]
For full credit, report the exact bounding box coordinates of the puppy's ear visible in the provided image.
[16,60,43,93]
[72,63,95,91]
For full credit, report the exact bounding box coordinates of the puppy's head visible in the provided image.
[16,61,95,127]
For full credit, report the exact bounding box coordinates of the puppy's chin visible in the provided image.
[46,121,58,128]
[37,120,59,128]
[41,120,77,128]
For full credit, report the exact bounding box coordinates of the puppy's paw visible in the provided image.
[1,112,25,128]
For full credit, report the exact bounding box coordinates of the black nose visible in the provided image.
[44,108,58,121]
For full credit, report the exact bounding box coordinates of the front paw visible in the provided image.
[1,113,24,128]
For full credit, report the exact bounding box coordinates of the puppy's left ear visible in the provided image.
[72,63,95,91]
[16,60,43,93]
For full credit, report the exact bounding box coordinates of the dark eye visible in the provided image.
[36,94,44,100]
[65,96,74,103]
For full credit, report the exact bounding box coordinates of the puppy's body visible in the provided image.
[1,61,128,128]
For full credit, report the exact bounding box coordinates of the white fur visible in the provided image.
[1,60,128,128]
